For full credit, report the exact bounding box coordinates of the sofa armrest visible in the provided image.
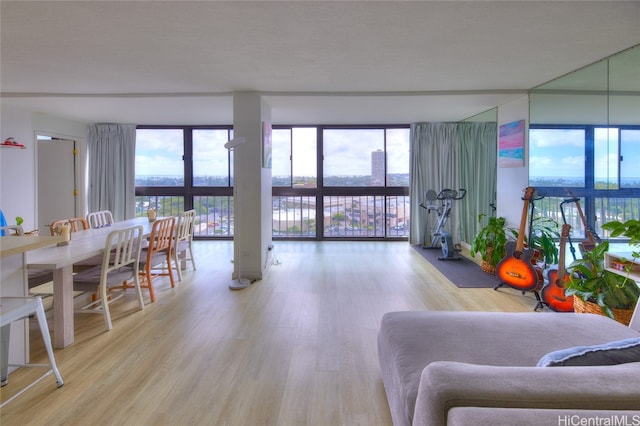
[413,361,640,426]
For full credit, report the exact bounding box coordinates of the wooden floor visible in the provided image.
[1,241,538,425]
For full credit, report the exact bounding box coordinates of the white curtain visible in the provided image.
[409,123,459,245]
[87,124,136,221]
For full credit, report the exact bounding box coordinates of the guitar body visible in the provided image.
[496,249,542,292]
[495,187,544,293]
[542,270,574,312]
[541,224,574,312]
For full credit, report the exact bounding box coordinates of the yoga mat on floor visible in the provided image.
[411,245,500,288]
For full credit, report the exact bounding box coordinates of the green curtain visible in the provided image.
[410,122,496,246]
[456,122,497,243]
[409,123,458,245]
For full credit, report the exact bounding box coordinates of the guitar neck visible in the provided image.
[557,225,570,279]
[575,200,598,244]
[515,188,534,253]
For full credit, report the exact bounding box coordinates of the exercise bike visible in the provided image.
[419,188,467,261]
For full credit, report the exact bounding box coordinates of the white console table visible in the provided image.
[604,252,640,330]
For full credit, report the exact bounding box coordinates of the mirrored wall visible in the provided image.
[529,45,639,241]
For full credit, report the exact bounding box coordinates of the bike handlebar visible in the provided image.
[437,188,467,200]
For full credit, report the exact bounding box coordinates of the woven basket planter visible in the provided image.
[480,260,496,275]
[573,296,635,326]
[479,245,497,275]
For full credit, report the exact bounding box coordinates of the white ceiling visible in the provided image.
[1,1,639,125]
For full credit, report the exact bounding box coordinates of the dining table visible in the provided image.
[26,217,156,348]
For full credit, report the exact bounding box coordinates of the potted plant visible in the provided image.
[565,240,640,325]
[470,214,516,275]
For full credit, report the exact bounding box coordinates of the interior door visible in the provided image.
[37,138,77,232]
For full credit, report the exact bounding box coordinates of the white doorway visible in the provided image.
[37,136,78,232]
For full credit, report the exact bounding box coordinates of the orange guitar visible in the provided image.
[542,224,574,312]
[496,187,544,292]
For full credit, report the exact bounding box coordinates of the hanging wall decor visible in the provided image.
[498,119,525,168]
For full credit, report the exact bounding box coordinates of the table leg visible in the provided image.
[52,266,74,348]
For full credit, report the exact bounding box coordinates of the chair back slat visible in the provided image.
[87,211,114,229]
[106,225,144,272]
[148,217,175,255]
[175,210,196,243]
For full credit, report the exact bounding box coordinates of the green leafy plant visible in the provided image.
[528,216,560,265]
[565,240,640,320]
[602,219,640,263]
[470,215,516,268]
[15,216,24,226]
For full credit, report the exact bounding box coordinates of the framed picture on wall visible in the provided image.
[262,121,272,169]
[498,119,525,168]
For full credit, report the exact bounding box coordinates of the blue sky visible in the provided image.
[136,127,638,182]
[530,128,640,181]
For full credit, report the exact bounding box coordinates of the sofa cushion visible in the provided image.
[378,311,640,426]
[537,337,640,367]
[447,408,640,426]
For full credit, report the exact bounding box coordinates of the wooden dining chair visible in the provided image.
[137,217,176,302]
[49,217,89,235]
[50,217,100,273]
[72,225,145,330]
[86,210,114,229]
[172,210,197,281]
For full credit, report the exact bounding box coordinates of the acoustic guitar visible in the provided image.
[542,224,574,312]
[496,187,544,292]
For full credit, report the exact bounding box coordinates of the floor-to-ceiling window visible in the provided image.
[529,125,640,241]
[135,124,410,240]
[135,126,234,238]
[271,125,410,240]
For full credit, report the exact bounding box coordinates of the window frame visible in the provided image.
[529,123,640,239]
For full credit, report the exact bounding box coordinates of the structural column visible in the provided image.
[232,92,273,281]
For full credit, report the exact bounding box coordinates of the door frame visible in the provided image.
[34,131,87,230]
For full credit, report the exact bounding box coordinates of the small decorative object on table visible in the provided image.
[148,209,156,222]
[52,221,72,246]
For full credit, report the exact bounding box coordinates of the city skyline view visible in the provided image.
[135,128,410,184]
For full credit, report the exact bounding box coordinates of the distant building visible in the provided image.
[371,149,385,185]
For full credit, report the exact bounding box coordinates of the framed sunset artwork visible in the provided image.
[498,119,525,168]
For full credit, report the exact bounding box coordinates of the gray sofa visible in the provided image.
[377,311,640,426]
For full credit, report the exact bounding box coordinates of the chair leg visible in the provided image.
[33,299,64,387]
[166,254,175,288]
[188,246,196,271]
[142,265,156,303]
[100,285,113,331]
[174,251,183,282]
[132,275,145,310]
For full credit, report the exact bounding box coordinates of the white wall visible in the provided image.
[0,104,87,231]
[496,95,530,229]
[1,105,36,230]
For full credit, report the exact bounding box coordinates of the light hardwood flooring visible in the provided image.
[1,241,538,426]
